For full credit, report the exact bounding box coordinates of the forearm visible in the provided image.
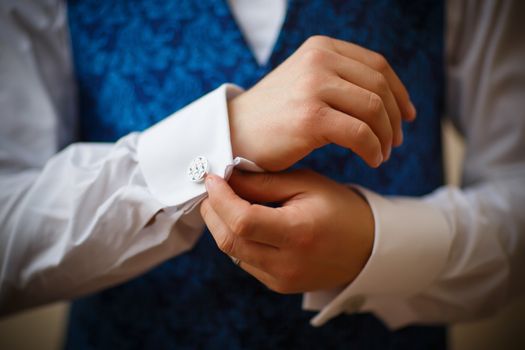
[0,134,205,315]
[412,177,525,319]
[364,176,525,327]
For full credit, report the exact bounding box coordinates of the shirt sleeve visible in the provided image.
[304,0,525,329]
[0,1,237,315]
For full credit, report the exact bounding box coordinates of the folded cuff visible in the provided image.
[137,84,243,207]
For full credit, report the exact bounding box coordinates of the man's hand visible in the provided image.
[229,35,416,171]
[200,170,375,293]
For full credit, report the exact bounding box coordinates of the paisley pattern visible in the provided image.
[66,0,446,348]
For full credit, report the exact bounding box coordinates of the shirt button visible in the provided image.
[187,156,209,183]
[344,295,366,313]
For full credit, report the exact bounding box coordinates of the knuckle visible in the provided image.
[373,73,389,95]
[312,103,331,120]
[231,209,253,237]
[304,35,331,48]
[383,122,394,145]
[296,103,329,146]
[351,122,373,148]
[369,52,389,73]
[301,48,328,67]
[291,101,329,148]
[217,234,235,255]
[297,101,326,128]
[299,71,324,96]
[367,92,385,116]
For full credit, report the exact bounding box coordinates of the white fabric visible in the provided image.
[137,84,236,207]
[227,0,286,65]
[0,0,524,332]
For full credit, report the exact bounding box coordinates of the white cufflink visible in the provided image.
[187,156,209,183]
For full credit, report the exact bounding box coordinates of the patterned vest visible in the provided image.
[66,0,445,348]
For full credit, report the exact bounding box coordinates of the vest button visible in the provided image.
[187,156,209,183]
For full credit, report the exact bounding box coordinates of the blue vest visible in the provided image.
[66,1,445,348]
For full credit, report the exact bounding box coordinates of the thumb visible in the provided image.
[205,173,250,210]
[228,169,317,203]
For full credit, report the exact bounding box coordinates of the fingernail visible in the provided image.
[408,101,417,119]
[385,147,391,161]
[205,174,216,190]
[394,130,404,147]
[375,153,383,167]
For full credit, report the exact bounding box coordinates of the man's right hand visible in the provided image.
[228,35,416,171]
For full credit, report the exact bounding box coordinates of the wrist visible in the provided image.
[348,187,375,280]
[227,96,246,159]
[227,93,262,164]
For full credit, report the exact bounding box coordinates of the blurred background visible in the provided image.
[0,121,524,349]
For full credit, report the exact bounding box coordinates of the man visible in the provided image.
[0,0,523,348]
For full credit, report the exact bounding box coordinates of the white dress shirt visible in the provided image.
[0,0,524,330]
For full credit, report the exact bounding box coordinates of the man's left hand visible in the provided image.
[200,170,375,293]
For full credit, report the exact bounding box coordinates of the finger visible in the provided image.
[230,169,336,204]
[330,54,403,146]
[236,261,278,292]
[228,170,311,203]
[200,198,279,266]
[239,260,304,294]
[329,38,416,122]
[205,173,251,218]
[316,107,383,167]
[321,77,393,160]
[205,175,293,247]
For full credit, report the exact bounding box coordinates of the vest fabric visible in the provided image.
[66,0,446,348]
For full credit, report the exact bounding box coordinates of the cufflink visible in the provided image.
[187,156,210,183]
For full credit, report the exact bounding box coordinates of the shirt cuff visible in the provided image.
[137,84,246,207]
[304,187,452,328]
